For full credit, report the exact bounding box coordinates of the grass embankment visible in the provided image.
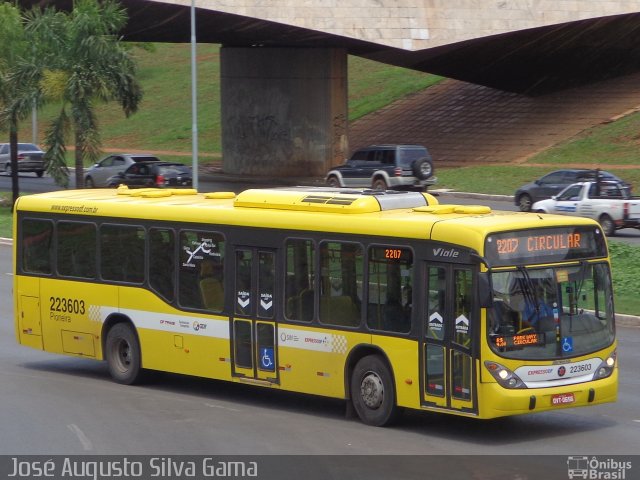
[437,109,640,195]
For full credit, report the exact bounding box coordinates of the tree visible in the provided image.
[0,3,31,207]
[28,0,143,188]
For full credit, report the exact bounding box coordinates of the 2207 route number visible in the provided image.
[49,297,86,315]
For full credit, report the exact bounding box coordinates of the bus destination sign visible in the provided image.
[492,332,545,349]
[485,227,606,266]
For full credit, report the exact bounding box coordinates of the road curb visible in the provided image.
[431,190,514,202]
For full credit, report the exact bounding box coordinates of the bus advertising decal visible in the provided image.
[108,307,230,339]
[278,327,348,354]
[514,358,602,387]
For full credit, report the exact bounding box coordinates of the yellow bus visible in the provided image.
[13,186,617,426]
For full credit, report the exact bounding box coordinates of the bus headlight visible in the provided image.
[485,361,527,389]
[593,350,617,380]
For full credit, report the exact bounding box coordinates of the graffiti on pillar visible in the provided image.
[229,114,293,173]
[243,115,289,143]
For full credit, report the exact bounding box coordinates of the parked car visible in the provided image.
[0,143,45,177]
[514,169,630,211]
[85,153,162,187]
[106,161,193,188]
[325,144,436,191]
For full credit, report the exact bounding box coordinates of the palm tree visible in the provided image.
[29,0,143,188]
[0,3,32,207]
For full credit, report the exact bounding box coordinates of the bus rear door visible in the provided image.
[231,248,279,383]
[421,263,477,414]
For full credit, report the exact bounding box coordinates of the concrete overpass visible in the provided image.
[19,1,640,176]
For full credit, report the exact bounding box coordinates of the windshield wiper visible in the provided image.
[517,266,539,323]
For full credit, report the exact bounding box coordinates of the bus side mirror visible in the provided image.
[478,272,493,308]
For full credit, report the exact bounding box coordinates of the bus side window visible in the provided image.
[178,230,225,311]
[57,221,96,279]
[319,241,362,327]
[21,219,53,275]
[367,246,413,333]
[284,238,315,322]
[100,224,145,283]
[149,228,175,302]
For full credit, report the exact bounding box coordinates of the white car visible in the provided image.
[84,153,162,187]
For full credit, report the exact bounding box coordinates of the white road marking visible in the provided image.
[204,402,241,412]
[67,423,93,451]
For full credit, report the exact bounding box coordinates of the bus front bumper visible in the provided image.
[478,369,618,418]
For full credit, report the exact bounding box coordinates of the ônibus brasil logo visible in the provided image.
[567,456,632,479]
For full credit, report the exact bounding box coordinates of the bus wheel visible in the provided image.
[105,323,142,385]
[350,355,399,426]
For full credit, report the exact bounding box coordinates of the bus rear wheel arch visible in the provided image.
[105,322,143,385]
[350,354,400,426]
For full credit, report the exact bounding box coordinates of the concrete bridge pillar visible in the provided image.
[220,47,348,176]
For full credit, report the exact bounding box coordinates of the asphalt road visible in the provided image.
[1,244,639,462]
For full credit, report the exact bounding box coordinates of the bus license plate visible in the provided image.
[551,393,575,406]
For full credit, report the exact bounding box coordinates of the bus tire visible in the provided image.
[350,355,399,426]
[105,323,143,385]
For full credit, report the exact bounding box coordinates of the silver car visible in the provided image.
[0,143,45,177]
[84,153,162,187]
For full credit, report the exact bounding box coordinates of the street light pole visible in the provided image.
[190,0,199,190]
[32,103,37,145]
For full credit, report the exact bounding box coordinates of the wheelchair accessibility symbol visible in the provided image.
[260,347,275,371]
[562,337,573,353]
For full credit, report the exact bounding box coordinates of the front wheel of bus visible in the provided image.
[105,323,142,385]
[350,355,399,426]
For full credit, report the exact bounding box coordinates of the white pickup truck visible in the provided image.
[532,180,640,236]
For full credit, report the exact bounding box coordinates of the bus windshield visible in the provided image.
[487,263,614,360]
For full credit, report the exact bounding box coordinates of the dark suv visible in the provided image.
[106,161,193,188]
[325,144,436,191]
[515,169,630,211]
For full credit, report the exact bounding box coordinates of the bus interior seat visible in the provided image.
[383,299,408,332]
[200,277,224,311]
[300,289,315,321]
[286,295,299,319]
[320,295,360,326]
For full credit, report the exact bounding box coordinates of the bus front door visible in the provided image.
[421,264,477,414]
[231,248,279,383]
